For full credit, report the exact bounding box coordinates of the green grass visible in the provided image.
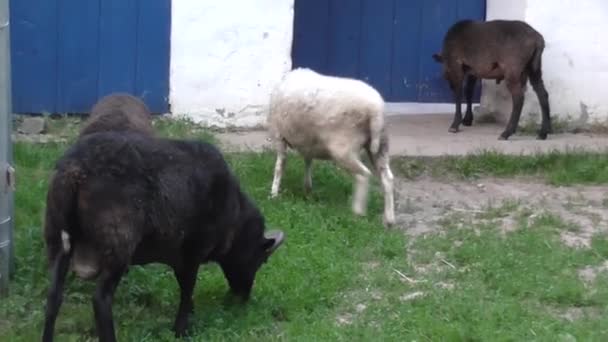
[395,214,608,341]
[1,132,406,341]
[152,116,217,143]
[14,114,217,144]
[393,149,608,186]
[2,119,608,340]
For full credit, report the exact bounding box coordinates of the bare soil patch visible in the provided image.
[393,176,608,248]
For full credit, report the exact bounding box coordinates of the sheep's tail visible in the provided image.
[42,165,82,342]
[529,34,545,77]
[44,164,80,267]
[369,105,385,155]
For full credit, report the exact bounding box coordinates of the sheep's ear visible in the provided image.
[432,53,443,63]
[263,230,284,255]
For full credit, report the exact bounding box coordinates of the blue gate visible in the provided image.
[292,0,486,103]
[10,0,171,114]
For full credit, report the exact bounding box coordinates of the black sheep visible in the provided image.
[433,19,551,140]
[42,131,285,342]
[79,93,155,137]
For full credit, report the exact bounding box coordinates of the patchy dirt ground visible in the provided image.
[215,114,608,156]
[393,176,608,248]
[333,177,608,328]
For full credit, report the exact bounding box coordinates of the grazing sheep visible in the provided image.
[432,19,551,140]
[267,68,395,227]
[79,93,154,137]
[42,131,285,342]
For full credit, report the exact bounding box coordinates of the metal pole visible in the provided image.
[5,0,12,279]
[0,0,14,296]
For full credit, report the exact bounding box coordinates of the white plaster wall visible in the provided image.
[481,0,608,126]
[169,0,294,128]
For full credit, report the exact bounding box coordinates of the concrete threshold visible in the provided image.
[216,113,608,157]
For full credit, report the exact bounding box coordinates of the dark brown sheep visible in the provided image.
[79,93,154,137]
[433,19,551,140]
[41,131,285,342]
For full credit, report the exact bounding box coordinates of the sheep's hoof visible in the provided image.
[448,127,459,133]
[174,330,188,338]
[352,208,366,217]
[383,217,395,228]
[462,118,473,126]
[303,186,312,196]
[498,133,510,140]
[173,323,190,338]
[537,131,548,140]
[223,291,248,306]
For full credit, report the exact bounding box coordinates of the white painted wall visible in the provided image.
[480,0,608,127]
[170,0,608,128]
[169,0,294,128]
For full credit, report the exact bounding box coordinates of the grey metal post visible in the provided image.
[0,0,14,296]
[5,0,11,279]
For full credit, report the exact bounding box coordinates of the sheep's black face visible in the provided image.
[432,53,450,81]
[220,218,284,301]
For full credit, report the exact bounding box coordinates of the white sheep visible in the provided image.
[267,68,395,227]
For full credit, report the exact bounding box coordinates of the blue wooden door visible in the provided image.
[292,0,486,103]
[10,0,171,114]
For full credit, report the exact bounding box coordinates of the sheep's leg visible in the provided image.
[499,75,527,140]
[42,251,71,342]
[367,148,395,227]
[304,158,313,194]
[529,70,551,140]
[353,173,371,216]
[462,75,477,126]
[376,155,395,227]
[448,76,465,133]
[333,151,372,216]
[93,267,126,342]
[173,263,200,337]
[220,262,255,301]
[270,139,287,198]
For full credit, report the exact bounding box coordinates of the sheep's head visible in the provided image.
[432,53,449,78]
[219,217,284,301]
[432,53,444,63]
